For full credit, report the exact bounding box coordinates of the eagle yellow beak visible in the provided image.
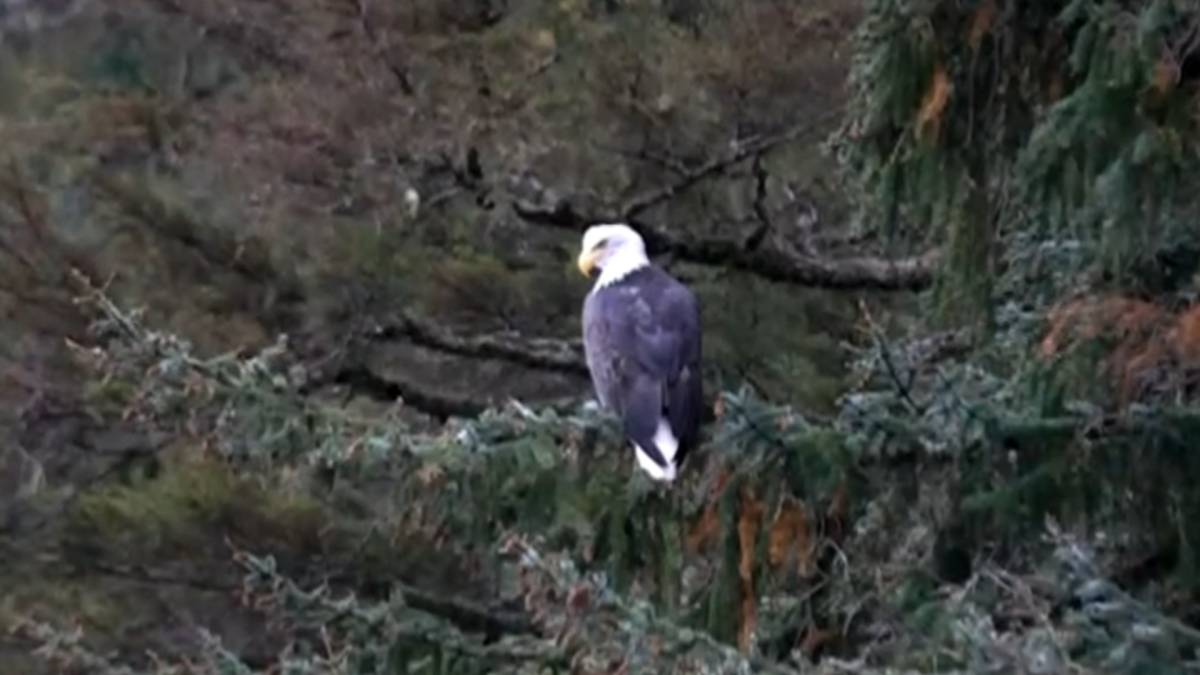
[577,246,603,278]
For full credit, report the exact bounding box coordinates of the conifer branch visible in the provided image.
[496,534,806,675]
[29,272,1199,675]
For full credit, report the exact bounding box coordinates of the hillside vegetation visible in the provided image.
[1,0,1200,674]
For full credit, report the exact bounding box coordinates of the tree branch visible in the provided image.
[513,189,937,290]
[347,0,416,95]
[84,558,540,642]
[294,315,587,421]
[370,313,589,377]
[330,364,490,420]
[509,118,938,292]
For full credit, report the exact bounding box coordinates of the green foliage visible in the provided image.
[64,455,328,560]
[836,309,1200,597]
[832,0,1200,612]
[7,258,1196,675]
[836,0,1200,313]
[694,273,851,410]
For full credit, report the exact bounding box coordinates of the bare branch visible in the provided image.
[509,117,937,292]
[348,0,416,95]
[370,313,588,377]
[292,313,587,421]
[590,141,691,176]
[329,363,486,419]
[622,120,830,219]
[745,155,772,252]
[514,187,937,290]
[83,556,540,640]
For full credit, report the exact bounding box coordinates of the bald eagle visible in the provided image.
[576,223,704,482]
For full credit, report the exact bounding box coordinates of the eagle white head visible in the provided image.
[577,223,651,289]
[403,187,420,218]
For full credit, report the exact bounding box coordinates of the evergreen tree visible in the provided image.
[833,0,1200,581]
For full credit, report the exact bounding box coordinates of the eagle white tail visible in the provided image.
[632,417,679,482]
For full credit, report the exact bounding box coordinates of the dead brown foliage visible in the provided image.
[1041,295,1200,403]
[686,464,850,656]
